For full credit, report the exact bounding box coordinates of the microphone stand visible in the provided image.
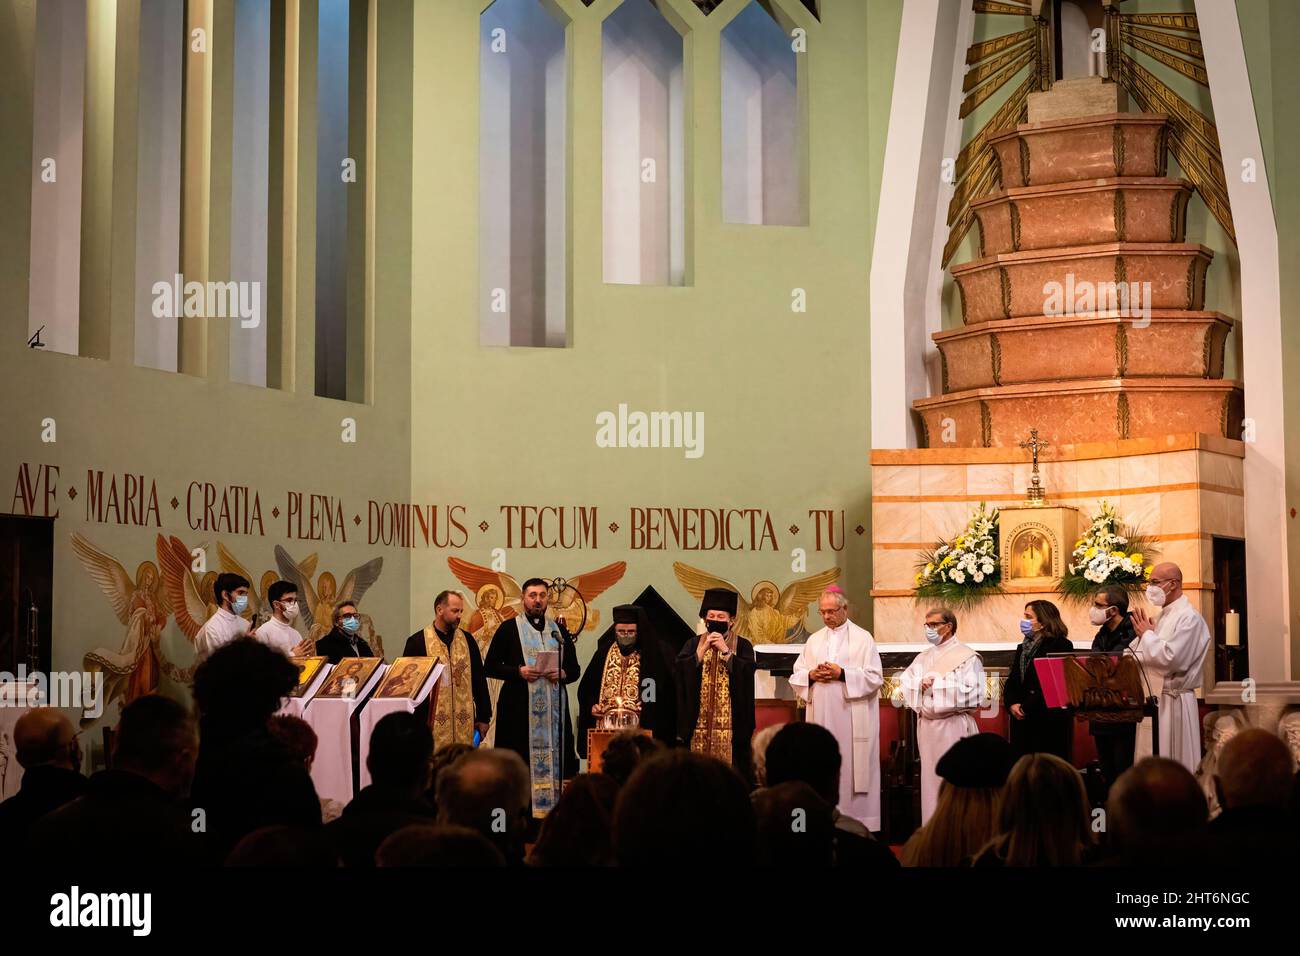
[1122,625,1160,758]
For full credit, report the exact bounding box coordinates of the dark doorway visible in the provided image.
[0,515,55,675]
[1211,537,1247,682]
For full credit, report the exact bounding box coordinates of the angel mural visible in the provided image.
[71,533,171,720]
[446,556,628,656]
[671,562,842,644]
[274,546,385,657]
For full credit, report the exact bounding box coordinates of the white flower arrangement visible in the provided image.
[915,503,1001,607]
[1059,500,1156,603]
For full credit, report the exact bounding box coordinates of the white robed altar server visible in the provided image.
[899,607,986,824]
[1129,563,1212,773]
[789,586,884,830]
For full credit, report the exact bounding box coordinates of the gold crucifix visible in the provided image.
[1019,428,1050,506]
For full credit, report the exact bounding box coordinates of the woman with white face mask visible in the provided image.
[1087,586,1139,790]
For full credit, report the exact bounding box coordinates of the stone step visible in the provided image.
[972,177,1193,254]
[989,113,1167,189]
[912,377,1242,449]
[933,311,1233,393]
[952,241,1212,325]
[1028,76,1128,123]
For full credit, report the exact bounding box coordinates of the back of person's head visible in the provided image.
[600,732,661,788]
[375,824,505,867]
[114,694,199,798]
[192,638,299,730]
[750,724,782,787]
[1108,757,1207,861]
[13,707,79,770]
[902,781,1003,867]
[985,753,1091,866]
[752,781,835,867]
[1216,728,1295,811]
[436,749,530,861]
[225,826,339,866]
[764,722,841,805]
[366,712,433,792]
[427,742,474,809]
[267,715,319,772]
[612,750,756,865]
[529,773,619,866]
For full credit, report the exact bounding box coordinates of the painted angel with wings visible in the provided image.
[447,557,627,655]
[672,562,842,644]
[274,546,384,656]
[71,533,171,716]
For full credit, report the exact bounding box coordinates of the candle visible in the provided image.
[1225,610,1240,647]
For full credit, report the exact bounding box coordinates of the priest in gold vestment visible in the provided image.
[402,590,491,749]
[675,588,756,785]
[577,604,677,755]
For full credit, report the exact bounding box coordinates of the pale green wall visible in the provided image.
[1237,0,1300,675]
[407,0,901,667]
[0,0,901,746]
[0,0,414,750]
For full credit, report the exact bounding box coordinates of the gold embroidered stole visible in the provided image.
[690,644,733,765]
[598,645,641,710]
[425,626,474,748]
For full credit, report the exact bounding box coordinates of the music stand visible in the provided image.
[1035,651,1159,756]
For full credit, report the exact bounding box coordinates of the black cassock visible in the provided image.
[483,618,581,779]
[674,634,757,786]
[576,632,678,757]
[400,626,493,727]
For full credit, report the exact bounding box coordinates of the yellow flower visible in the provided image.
[1129,552,1143,563]
[1085,547,1097,559]
[1110,550,1126,559]
[915,572,923,586]
[925,563,935,575]
[1144,566,1153,579]
[954,536,966,548]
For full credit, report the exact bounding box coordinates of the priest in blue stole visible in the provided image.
[484,577,580,817]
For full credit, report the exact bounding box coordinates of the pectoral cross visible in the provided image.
[1019,428,1050,505]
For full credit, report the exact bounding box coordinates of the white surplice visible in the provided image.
[789,620,884,830]
[899,639,985,824]
[255,616,303,656]
[194,607,252,664]
[1133,594,1211,773]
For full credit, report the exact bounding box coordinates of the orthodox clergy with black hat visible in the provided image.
[484,577,580,817]
[788,585,884,831]
[402,589,492,750]
[577,604,677,755]
[675,587,757,784]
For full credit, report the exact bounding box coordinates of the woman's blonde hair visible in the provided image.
[978,753,1092,866]
[901,780,1002,867]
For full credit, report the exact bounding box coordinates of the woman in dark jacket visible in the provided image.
[1003,600,1074,761]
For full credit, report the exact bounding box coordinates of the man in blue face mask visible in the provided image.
[317,600,375,665]
[194,572,254,664]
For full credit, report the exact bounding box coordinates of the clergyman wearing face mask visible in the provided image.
[255,580,310,657]
[194,572,256,664]
[317,600,374,665]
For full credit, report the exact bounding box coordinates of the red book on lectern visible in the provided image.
[1033,656,1071,708]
